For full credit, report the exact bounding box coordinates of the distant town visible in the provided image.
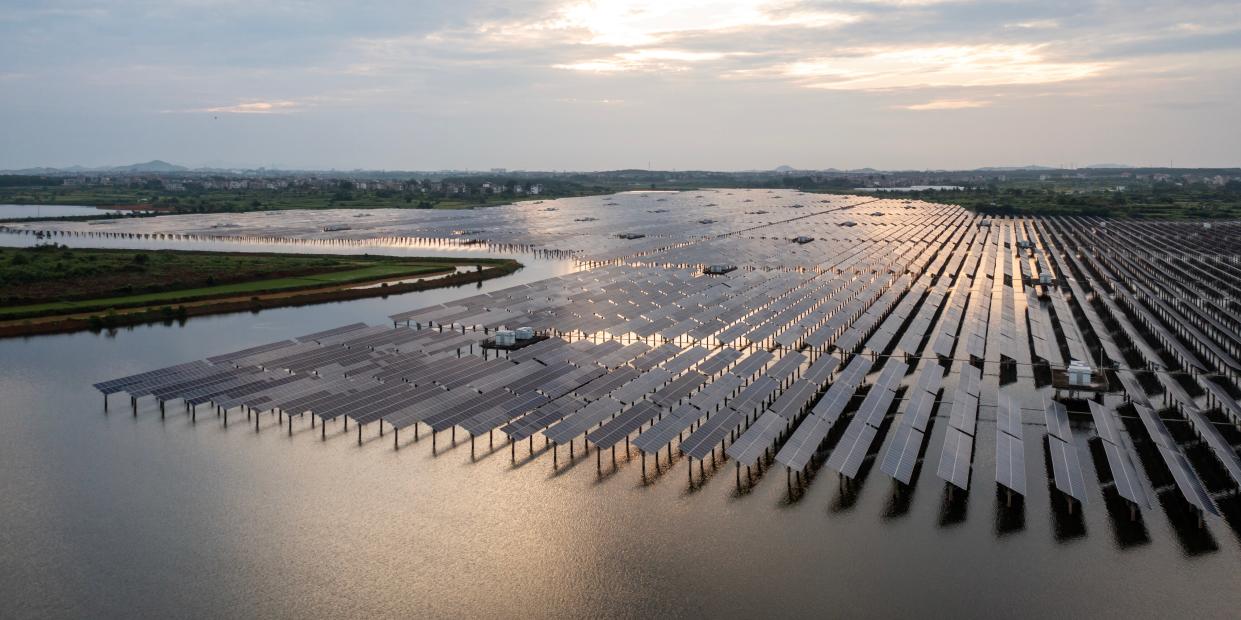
[2,162,1239,219]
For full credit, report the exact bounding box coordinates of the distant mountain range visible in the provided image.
[4,160,189,174]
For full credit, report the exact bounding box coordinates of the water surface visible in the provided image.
[1,210,1240,619]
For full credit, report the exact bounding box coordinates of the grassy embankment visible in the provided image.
[0,245,520,334]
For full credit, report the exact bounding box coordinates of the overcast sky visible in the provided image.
[3,0,1239,170]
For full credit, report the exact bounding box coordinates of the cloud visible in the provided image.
[555,48,741,72]
[541,0,858,47]
[898,99,992,110]
[1006,19,1060,30]
[198,100,301,114]
[3,0,1240,169]
[783,44,1111,90]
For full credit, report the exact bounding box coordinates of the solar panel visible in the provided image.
[995,431,1027,495]
[588,401,662,449]
[936,426,974,490]
[663,345,709,375]
[731,350,774,380]
[1043,399,1073,442]
[632,404,700,453]
[1184,408,1241,487]
[824,416,878,478]
[687,373,742,412]
[730,376,780,414]
[873,360,908,392]
[768,378,820,420]
[295,322,369,343]
[959,364,982,396]
[575,366,641,401]
[502,396,585,441]
[879,421,924,484]
[1086,400,1121,445]
[726,412,787,465]
[1047,436,1088,503]
[697,347,743,376]
[766,352,807,384]
[1100,441,1152,509]
[947,392,979,436]
[679,406,745,460]
[544,397,624,445]
[996,394,1023,438]
[630,342,681,371]
[1157,446,1219,516]
[802,354,841,387]
[854,385,898,429]
[610,367,673,404]
[1133,403,1176,450]
[775,414,835,470]
[651,371,707,407]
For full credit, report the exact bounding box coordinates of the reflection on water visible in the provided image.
[2,207,1241,617]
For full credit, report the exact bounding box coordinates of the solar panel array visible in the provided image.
[79,189,1241,527]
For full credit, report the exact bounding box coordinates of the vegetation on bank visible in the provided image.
[4,168,1240,220]
[0,257,522,338]
[0,178,611,216]
[878,182,1241,219]
[0,245,514,320]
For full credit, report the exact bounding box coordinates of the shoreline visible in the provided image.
[0,259,520,339]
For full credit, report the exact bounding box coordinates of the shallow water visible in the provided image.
[2,208,1241,619]
[0,204,122,219]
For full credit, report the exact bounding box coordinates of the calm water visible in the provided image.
[0,204,122,219]
[2,235,1241,618]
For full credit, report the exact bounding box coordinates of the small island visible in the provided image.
[0,245,520,337]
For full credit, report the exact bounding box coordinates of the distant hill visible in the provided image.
[0,160,188,174]
[975,165,1059,171]
[1084,164,1135,169]
[110,160,187,173]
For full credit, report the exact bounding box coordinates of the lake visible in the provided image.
[1,194,1240,619]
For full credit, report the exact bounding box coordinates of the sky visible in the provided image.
[2,0,1239,171]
